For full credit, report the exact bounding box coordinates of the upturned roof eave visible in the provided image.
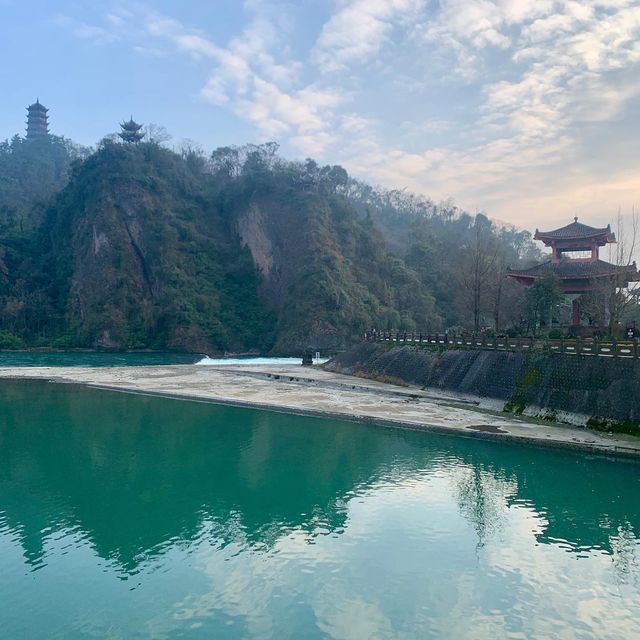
[534,230,613,242]
[506,262,638,280]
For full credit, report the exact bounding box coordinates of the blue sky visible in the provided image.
[1,0,639,229]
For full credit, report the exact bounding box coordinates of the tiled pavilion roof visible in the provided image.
[535,219,613,243]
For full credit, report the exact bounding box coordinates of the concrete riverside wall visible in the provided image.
[325,343,640,428]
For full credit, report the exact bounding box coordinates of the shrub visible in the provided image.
[0,331,25,349]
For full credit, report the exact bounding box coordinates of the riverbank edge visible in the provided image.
[11,372,637,461]
[324,342,640,435]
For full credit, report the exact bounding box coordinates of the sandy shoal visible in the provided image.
[1,363,639,458]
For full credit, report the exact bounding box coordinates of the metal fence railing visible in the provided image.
[364,330,640,359]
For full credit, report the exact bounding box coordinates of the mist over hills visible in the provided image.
[0,133,539,353]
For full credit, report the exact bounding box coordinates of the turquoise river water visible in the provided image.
[0,352,311,368]
[1,379,639,639]
[0,352,204,368]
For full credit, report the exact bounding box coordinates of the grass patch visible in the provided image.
[353,370,409,387]
[503,400,525,415]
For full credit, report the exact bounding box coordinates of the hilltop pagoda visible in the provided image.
[118,117,144,143]
[26,99,49,139]
[507,217,639,326]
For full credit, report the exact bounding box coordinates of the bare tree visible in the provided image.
[458,215,497,332]
[609,208,639,331]
[586,209,640,335]
[144,123,172,145]
[490,264,525,332]
[489,249,512,331]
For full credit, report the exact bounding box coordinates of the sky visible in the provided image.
[1,0,639,230]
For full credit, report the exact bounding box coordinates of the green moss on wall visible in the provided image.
[586,416,640,437]
[506,367,541,414]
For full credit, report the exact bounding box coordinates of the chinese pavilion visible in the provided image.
[507,217,639,325]
[118,117,144,143]
[26,99,49,139]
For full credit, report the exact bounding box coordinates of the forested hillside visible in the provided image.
[0,134,88,231]
[0,135,540,353]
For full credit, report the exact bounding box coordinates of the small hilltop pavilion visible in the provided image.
[118,117,144,143]
[507,217,639,327]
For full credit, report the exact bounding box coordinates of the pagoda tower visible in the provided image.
[507,217,639,326]
[118,117,144,143]
[26,99,49,139]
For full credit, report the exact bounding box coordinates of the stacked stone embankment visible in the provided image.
[325,343,640,431]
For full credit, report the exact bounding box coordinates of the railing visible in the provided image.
[364,330,640,359]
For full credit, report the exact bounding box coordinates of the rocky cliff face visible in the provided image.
[42,143,271,351]
[66,190,155,348]
[236,199,305,307]
[230,177,439,353]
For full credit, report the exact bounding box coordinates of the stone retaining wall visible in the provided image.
[325,343,640,430]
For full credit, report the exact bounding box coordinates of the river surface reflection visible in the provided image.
[1,380,639,639]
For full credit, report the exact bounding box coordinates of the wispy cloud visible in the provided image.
[55,0,640,227]
[55,14,121,44]
[57,4,345,155]
[342,0,640,223]
[311,0,425,72]
[142,8,344,153]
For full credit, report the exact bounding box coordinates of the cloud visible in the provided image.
[57,3,346,155]
[480,3,640,142]
[420,0,554,61]
[55,1,640,228]
[234,79,344,140]
[357,0,640,224]
[138,8,345,154]
[400,119,454,136]
[132,45,166,59]
[312,0,425,72]
[55,14,120,44]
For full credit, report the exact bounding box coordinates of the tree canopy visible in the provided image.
[0,134,546,352]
